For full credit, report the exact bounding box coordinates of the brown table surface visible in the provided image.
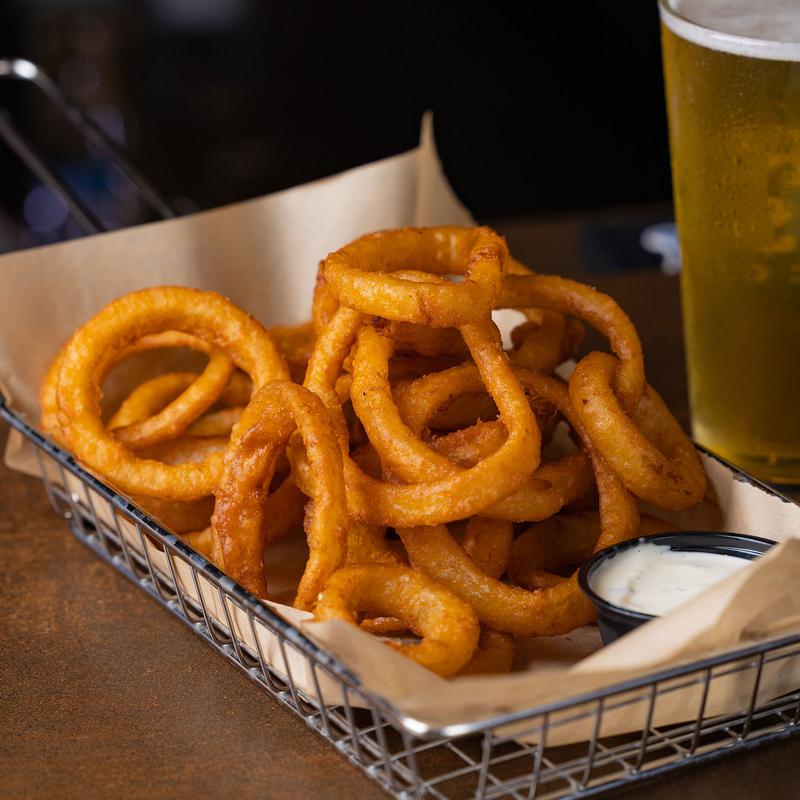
[2,211,799,799]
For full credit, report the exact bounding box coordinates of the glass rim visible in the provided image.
[659,0,800,62]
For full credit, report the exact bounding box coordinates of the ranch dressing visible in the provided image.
[590,543,753,616]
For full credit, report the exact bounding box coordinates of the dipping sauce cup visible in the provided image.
[578,531,777,644]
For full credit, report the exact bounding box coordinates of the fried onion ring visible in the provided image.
[218,371,253,407]
[106,342,233,451]
[429,421,507,466]
[261,475,308,547]
[42,331,226,446]
[314,564,480,677]
[137,435,229,465]
[388,353,466,384]
[386,321,468,359]
[270,320,316,382]
[54,287,288,501]
[359,615,407,636]
[312,272,341,335]
[501,265,644,412]
[322,226,508,327]
[569,351,706,510]
[427,392,499,432]
[182,527,222,563]
[124,436,230,535]
[108,371,198,429]
[211,380,346,606]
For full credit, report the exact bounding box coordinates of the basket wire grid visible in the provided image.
[3,60,800,800]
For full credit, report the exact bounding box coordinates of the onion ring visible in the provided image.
[218,371,253,407]
[383,320,468,359]
[484,451,594,523]
[109,347,233,450]
[569,351,706,510]
[211,380,346,606]
[397,364,593,520]
[40,342,71,445]
[182,528,222,563]
[42,331,225,445]
[348,442,384,479]
[508,511,602,590]
[269,321,316,361]
[397,365,559,447]
[270,320,316,382]
[312,272,341,335]
[398,522,582,637]
[314,564,480,677]
[108,371,198,429]
[429,421,507,467]
[54,287,288,501]
[388,353,466,384]
[107,358,232,450]
[359,615,407,636]
[322,226,508,327]
[500,264,644,412]
[137,435,229,465]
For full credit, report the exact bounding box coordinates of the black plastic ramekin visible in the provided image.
[578,531,777,645]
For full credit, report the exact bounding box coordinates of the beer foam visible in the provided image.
[661,0,800,61]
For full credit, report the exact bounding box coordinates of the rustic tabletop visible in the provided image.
[2,211,799,799]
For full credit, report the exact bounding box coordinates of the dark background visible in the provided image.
[0,1,673,254]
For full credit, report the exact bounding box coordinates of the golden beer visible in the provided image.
[660,0,800,483]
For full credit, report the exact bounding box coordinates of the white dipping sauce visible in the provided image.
[590,543,753,616]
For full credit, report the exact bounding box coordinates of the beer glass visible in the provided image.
[660,0,800,484]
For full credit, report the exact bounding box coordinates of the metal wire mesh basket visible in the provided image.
[3,60,800,800]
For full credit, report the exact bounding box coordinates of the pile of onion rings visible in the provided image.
[41,226,705,678]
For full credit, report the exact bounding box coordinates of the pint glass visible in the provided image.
[660,0,800,484]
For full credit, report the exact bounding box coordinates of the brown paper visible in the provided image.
[2,117,800,746]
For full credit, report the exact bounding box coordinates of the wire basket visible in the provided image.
[3,60,800,800]
[5,398,800,799]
